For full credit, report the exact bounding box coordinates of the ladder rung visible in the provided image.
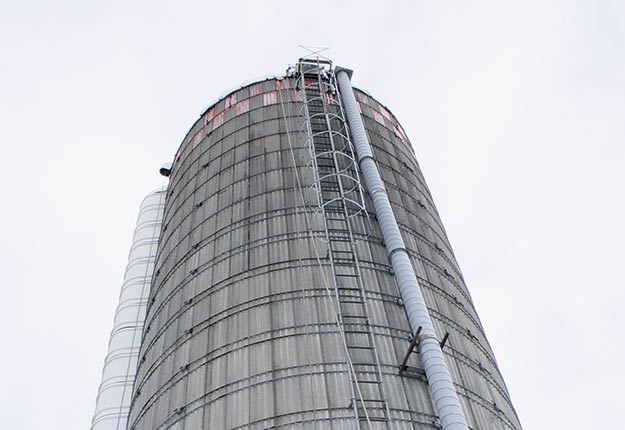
[344,329,369,334]
[342,320,367,326]
[328,228,349,233]
[320,184,340,190]
[336,273,359,278]
[342,317,368,325]
[343,322,372,332]
[339,295,365,300]
[343,320,369,326]
[334,256,355,261]
[327,222,349,228]
[335,270,358,276]
[355,379,381,384]
[337,289,362,294]
[326,218,348,223]
[333,256,355,261]
[342,314,368,319]
[335,262,358,277]
[326,225,349,232]
[358,416,387,422]
[316,160,334,166]
[345,324,370,330]
[355,398,386,404]
[339,297,364,303]
[328,236,350,241]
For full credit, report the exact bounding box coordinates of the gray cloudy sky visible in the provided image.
[1,1,623,429]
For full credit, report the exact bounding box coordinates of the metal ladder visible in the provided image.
[296,58,390,429]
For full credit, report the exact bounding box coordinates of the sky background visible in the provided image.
[1,1,624,429]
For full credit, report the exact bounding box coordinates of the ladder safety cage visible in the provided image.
[295,58,369,228]
[295,57,390,429]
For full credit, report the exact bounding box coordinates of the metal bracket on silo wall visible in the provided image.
[335,67,469,430]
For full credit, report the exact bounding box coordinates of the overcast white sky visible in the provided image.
[1,1,624,429]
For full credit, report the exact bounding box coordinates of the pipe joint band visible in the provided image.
[388,246,407,258]
[369,186,387,197]
[358,154,375,164]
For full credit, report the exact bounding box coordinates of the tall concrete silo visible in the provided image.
[126,58,522,430]
[91,189,165,430]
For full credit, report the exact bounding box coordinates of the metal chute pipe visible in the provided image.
[336,68,469,430]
